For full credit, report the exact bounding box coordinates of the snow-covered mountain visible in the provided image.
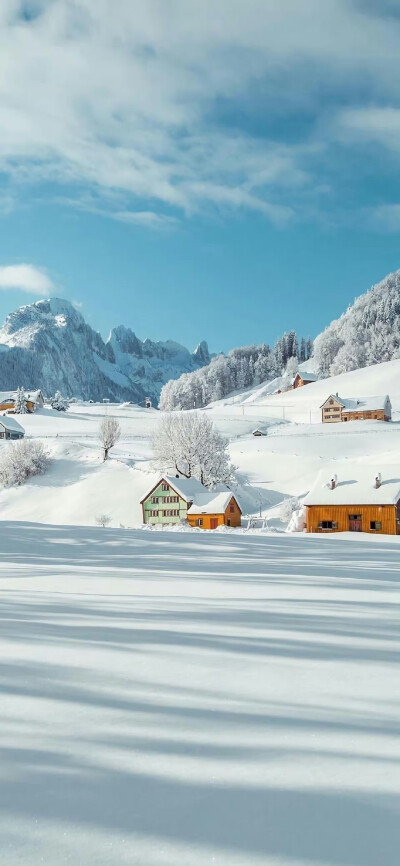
[0,298,209,402]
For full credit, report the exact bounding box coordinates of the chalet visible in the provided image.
[140,476,241,529]
[321,394,391,423]
[252,428,267,437]
[0,389,44,413]
[304,466,400,535]
[0,417,25,440]
[291,372,318,389]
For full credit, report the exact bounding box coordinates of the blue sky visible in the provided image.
[0,1,399,353]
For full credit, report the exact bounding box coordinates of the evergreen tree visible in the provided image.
[14,387,27,414]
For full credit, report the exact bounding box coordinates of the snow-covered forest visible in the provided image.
[160,332,312,410]
[313,269,400,377]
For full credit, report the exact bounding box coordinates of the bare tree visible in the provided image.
[152,412,235,488]
[95,514,111,528]
[99,416,121,461]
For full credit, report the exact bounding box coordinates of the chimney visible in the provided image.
[330,474,337,490]
[375,473,382,489]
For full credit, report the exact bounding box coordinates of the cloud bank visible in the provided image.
[0,1,399,225]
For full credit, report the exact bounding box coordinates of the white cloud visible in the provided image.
[0,2,399,222]
[113,211,178,229]
[368,204,400,232]
[0,264,54,294]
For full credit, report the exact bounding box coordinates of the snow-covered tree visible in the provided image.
[51,391,68,411]
[0,439,48,487]
[152,412,235,488]
[14,387,27,414]
[99,415,121,460]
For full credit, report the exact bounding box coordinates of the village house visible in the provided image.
[0,416,25,440]
[140,476,242,529]
[0,389,44,414]
[321,394,391,423]
[304,466,400,535]
[291,372,318,389]
[252,428,267,437]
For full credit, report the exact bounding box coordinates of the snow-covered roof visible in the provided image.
[321,394,390,411]
[140,475,205,503]
[0,416,25,433]
[0,389,43,403]
[0,392,14,403]
[188,486,241,515]
[304,465,400,506]
[296,372,318,382]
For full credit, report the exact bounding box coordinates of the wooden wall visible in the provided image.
[306,504,397,535]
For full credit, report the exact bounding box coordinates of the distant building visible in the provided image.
[0,389,44,413]
[291,372,318,389]
[0,416,25,440]
[304,466,400,535]
[140,475,241,529]
[145,397,152,409]
[252,428,267,437]
[321,394,391,423]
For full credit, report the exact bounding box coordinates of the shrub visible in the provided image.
[0,439,49,487]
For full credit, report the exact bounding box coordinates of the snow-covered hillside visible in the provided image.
[0,358,399,529]
[0,298,209,403]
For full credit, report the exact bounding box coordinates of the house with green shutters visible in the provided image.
[140,476,206,526]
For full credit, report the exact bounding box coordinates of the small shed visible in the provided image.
[0,416,25,440]
[252,428,267,437]
[304,465,400,535]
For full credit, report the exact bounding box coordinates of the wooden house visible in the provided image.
[0,389,44,414]
[140,476,241,529]
[321,394,391,423]
[252,428,267,437]
[304,466,400,535]
[187,489,242,529]
[291,372,318,389]
[0,417,25,440]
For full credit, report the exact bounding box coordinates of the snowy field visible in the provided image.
[1,524,399,866]
[0,358,399,528]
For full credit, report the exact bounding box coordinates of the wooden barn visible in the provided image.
[141,476,241,529]
[187,490,242,529]
[291,372,318,389]
[321,394,391,423]
[0,389,44,414]
[304,466,400,535]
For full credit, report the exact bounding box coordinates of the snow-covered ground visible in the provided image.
[0,358,399,528]
[0,524,399,865]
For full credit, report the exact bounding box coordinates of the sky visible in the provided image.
[0,0,400,353]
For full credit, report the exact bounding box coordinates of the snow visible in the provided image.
[0,523,399,866]
[187,486,238,514]
[304,464,400,506]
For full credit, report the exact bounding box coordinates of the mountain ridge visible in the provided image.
[0,297,209,402]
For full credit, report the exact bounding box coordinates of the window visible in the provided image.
[162,483,169,491]
[163,495,179,503]
[163,509,179,517]
[318,521,338,530]
[349,514,362,520]
[230,505,235,513]
[370,521,382,531]
[151,496,159,504]
[149,510,159,517]
[195,519,203,527]
[329,398,334,405]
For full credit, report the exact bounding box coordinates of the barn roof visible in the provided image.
[140,475,205,504]
[0,416,25,433]
[320,394,391,411]
[304,465,400,506]
[296,372,318,382]
[188,486,241,515]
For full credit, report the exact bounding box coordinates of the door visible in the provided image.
[349,514,362,532]
[210,518,218,530]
